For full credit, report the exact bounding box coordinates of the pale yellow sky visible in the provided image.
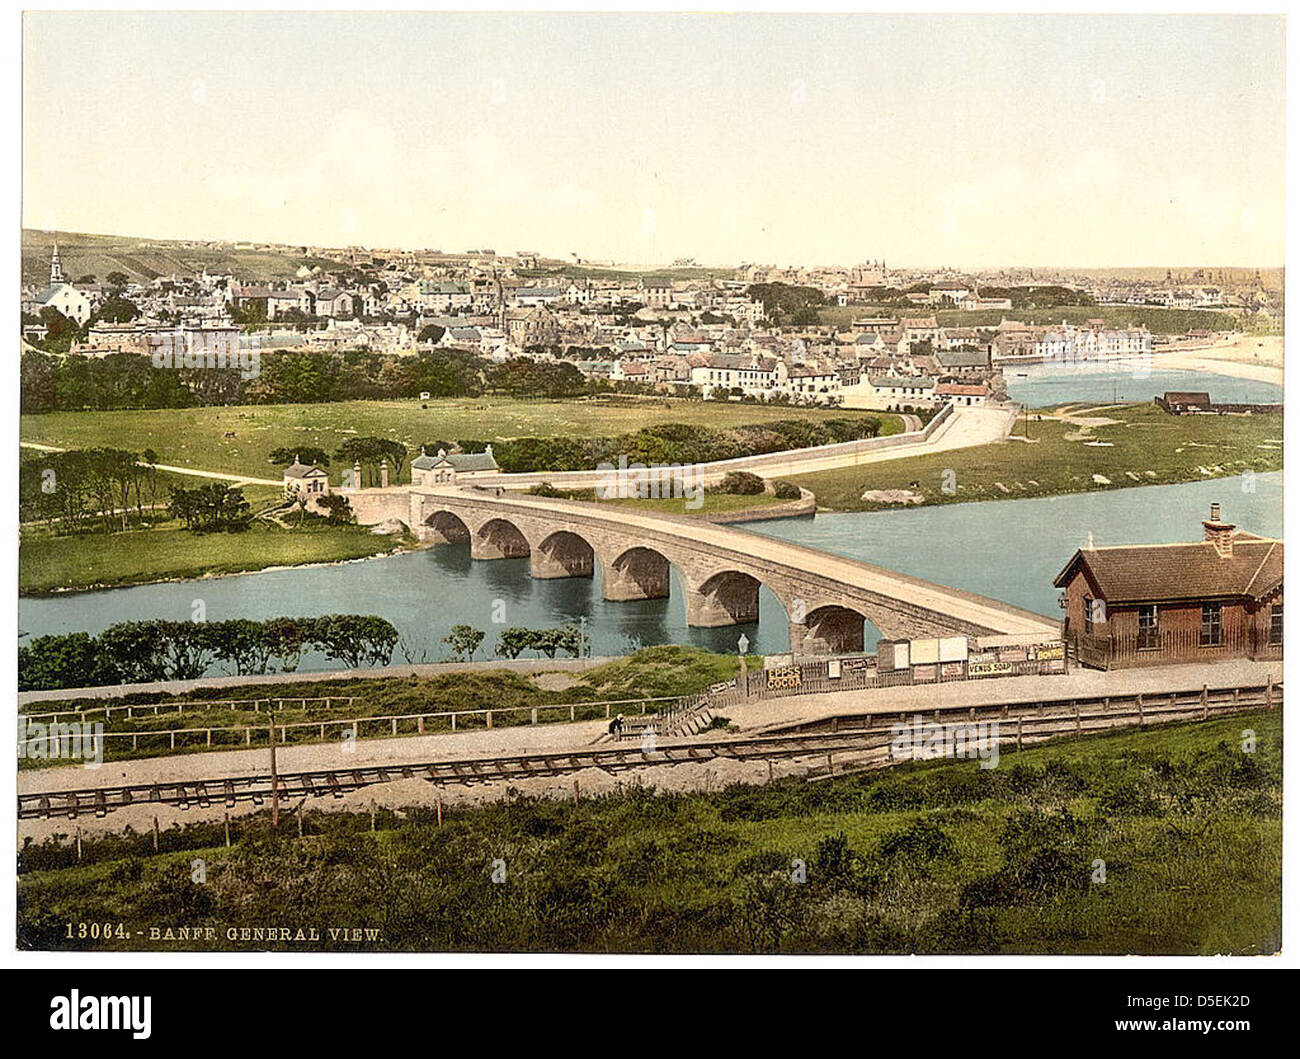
[22,12,1286,267]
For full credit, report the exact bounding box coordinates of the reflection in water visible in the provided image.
[1006,363,1283,408]
[17,472,1281,675]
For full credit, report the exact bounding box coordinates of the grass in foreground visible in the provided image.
[792,403,1283,511]
[19,518,406,596]
[17,709,1280,954]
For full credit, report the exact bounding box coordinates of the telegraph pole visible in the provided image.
[269,706,280,830]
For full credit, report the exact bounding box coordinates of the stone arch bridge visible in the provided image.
[345,485,1058,655]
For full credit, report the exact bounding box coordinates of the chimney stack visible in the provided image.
[1203,503,1235,558]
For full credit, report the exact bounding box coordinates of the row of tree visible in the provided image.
[21,345,602,415]
[439,623,587,661]
[19,448,163,533]
[452,416,883,474]
[18,615,401,691]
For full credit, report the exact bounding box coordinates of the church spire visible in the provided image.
[49,241,64,285]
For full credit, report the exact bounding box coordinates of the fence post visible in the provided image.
[1137,694,1144,725]
[531,708,538,725]
[1201,684,1209,719]
[485,711,492,729]
[1016,716,1023,750]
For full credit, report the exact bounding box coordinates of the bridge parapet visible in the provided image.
[346,484,1057,654]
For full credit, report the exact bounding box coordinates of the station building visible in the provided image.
[1055,504,1282,669]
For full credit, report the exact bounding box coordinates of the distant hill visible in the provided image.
[20,229,344,287]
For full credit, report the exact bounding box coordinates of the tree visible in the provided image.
[313,614,398,669]
[262,617,316,673]
[267,446,331,467]
[92,294,140,324]
[442,624,485,661]
[208,619,275,676]
[105,271,130,291]
[318,494,354,524]
[18,633,119,691]
[494,627,535,659]
[335,437,407,487]
[168,483,251,532]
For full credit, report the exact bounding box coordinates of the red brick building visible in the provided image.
[1055,504,1282,669]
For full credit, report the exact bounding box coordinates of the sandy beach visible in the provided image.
[1151,334,1284,387]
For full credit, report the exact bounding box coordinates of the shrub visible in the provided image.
[718,471,766,495]
[772,480,802,500]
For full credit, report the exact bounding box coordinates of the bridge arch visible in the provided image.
[602,545,672,602]
[532,529,595,580]
[473,517,531,560]
[686,569,765,628]
[794,603,869,656]
[422,510,471,545]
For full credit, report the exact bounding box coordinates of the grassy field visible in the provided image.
[20,398,899,483]
[790,404,1283,511]
[19,518,406,596]
[598,490,797,516]
[817,304,1243,334]
[17,709,1280,954]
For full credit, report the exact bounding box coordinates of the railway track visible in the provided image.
[18,683,1280,821]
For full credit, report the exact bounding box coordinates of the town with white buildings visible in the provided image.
[22,237,1283,411]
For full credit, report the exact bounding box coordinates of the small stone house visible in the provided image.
[410,445,500,486]
[283,457,330,498]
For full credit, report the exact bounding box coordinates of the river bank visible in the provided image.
[792,401,1281,513]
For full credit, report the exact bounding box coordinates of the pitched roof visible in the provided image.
[284,459,327,478]
[1053,537,1283,603]
[414,448,500,473]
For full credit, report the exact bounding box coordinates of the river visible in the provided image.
[17,472,1282,672]
[1005,362,1283,408]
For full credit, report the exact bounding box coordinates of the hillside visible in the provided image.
[21,229,343,287]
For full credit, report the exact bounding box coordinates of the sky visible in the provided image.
[22,12,1286,268]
